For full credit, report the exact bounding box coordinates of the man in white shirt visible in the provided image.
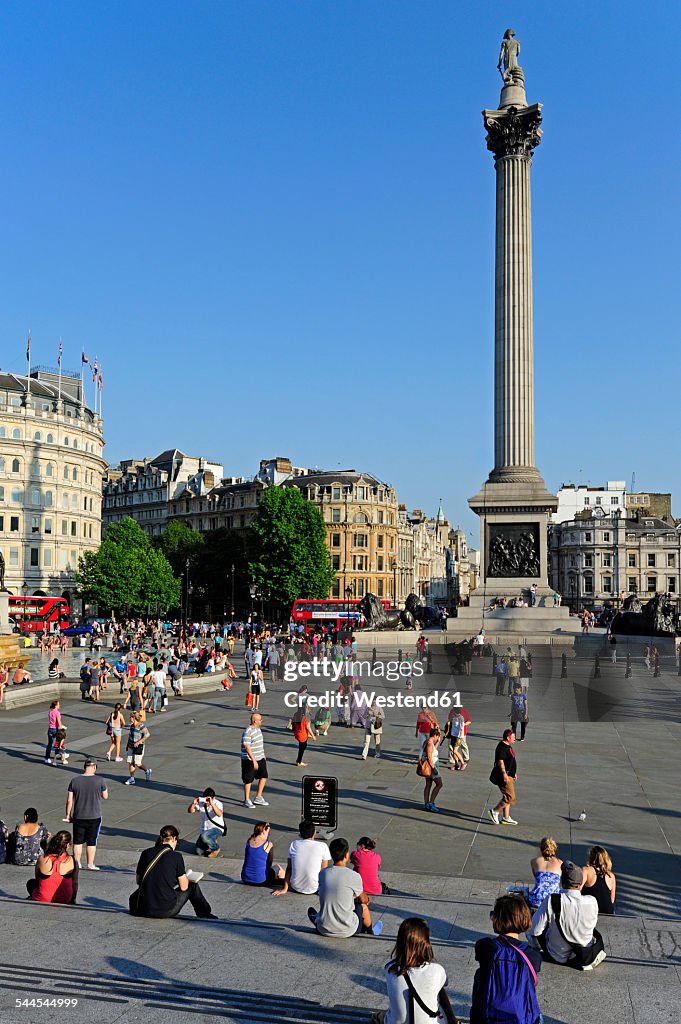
[272,820,330,896]
[530,861,606,970]
[188,787,225,858]
[152,661,167,713]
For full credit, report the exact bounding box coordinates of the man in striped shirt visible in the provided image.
[241,712,269,809]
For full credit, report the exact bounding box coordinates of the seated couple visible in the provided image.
[307,837,383,938]
[129,825,217,920]
[529,861,607,970]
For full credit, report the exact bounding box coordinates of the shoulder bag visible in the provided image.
[416,754,433,778]
[129,846,171,915]
[404,972,459,1024]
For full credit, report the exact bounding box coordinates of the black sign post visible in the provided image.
[302,775,338,832]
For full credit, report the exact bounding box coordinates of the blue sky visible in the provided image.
[1,2,680,538]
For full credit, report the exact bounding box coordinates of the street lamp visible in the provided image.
[21,581,29,597]
[249,581,257,623]
[391,558,397,609]
[188,583,194,622]
[345,583,353,630]
[231,563,235,620]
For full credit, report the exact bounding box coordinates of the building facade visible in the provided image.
[626,491,673,522]
[103,450,223,537]
[553,481,627,524]
[550,512,681,609]
[0,369,105,604]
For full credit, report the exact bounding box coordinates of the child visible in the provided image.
[53,728,69,765]
[312,705,331,736]
[509,684,528,742]
[350,837,390,896]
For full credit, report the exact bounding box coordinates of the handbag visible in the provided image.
[105,719,113,737]
[416,755,433,778]
[128,845,171,915]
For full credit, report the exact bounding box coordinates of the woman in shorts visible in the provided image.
[105,703,126,762]
[124,712,151,786]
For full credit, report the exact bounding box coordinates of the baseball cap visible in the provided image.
[561,861,583,887]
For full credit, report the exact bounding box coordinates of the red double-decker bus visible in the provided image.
[8,596,71,634]
[290,598,391,632]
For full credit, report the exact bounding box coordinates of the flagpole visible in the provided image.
[57,338,62,406]
[26,331,31,402]
[80,354,85,410]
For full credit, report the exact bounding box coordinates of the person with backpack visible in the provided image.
[509,685,529,742]
[470,894,542,1024]
[372,915,458,1023]
[529,861,607,970]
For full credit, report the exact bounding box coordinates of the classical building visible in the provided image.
[626,491,673,522]
[0,368,105,605]
[553,481,627,524]
[550,512,681,610]
[103,449,223,537]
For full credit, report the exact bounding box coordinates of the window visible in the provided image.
[647,576,657,592]
[71,521,77,537]
[355,533,368,548]
[61,520,68,536]
[647,554,656,567]
[73,439,78,450]
[583,575,593,594]
[602,554,611,567]
[357,579,365,597]
[332,555,340,570]
[602,576,612,593]
[584,497,590,506]
[11,488,20,502]
[9,548,19,566]
[668,554,676,568]
[357,486,366,500]
[12,428,21,439]
[0,428,4,438]
[11,459,20,473]
[331,579,340,598]
[628,576,636,592]
[30,547,39,567]
[0,515,3,530]
[62,494,69,509]
[595,496,602,505]
[377,535,384,549]
[569,556,575,568]
[43,548,52,567]
[34,431,41,442]
[669,577,676,592]
[45,518,52,534]
[46,463,53,477]
[0,458,4,473]
[377,511,384,524]
[64,437,69,446]
[44,490,52,506]
[83,498,87,511]
[31,460,40,477]
[377,556,384,571]
[331,508,341,523]
[377,579,384,597]
[46,433,53,443]
[10,516,19,532]
[353,555,366,570]
[611,496,619,505]
[63,466,69,480]
[331,533,340,548]
[71,495,77,508]
[355,512,368,523]
[628,554,636,567]
[60,550,67,568]
[31,489,40,505]
[31,515,39,534]
[332,487,341,500]
[603,532,610,542]
[584,554,593,568]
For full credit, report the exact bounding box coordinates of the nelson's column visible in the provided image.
[461,30,574,633]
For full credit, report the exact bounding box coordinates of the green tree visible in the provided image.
[249,486,335,607]
[76,517,181,615]
[156,519,204,577]
[193,527,250,616]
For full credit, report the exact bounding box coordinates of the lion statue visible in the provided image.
[359,593,415,631]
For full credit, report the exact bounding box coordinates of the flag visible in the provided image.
[82,351,89,365]
[92,357,98,382]
[58,339,63,366]
[26,332,31,362]
[98,371,103,390]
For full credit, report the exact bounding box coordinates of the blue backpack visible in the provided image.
[472,937,540,1024]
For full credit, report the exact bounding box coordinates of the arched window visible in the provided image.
[46,433,54,443]
[46,463,53,477]
[34,431,42,442]
[64,437,69,446]
[354,512,368,524]
[63,466,69,480]
[73,439,78,450]
[11,458,20,473]
[72,467,78,481]
[12,428,21,439]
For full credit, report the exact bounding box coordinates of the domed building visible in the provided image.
[0,368,105,609]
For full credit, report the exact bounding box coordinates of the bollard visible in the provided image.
[492,652,498,674]
[625,653,632,679]
[594,654,601,679]
[427,650,433,674]
[371,647,377,667]
[398,649,402,664]
[561,653,567,679]
[678,649,681,677]
[654,652,660,678]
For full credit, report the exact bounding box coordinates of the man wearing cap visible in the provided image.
[65,759,109,870]
[529,861,606,970]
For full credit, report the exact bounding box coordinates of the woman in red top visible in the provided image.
[350,837,389,896]
[28,831,78,905]
[292,707,316,767]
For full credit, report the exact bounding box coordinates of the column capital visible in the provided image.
[483,102,542,160]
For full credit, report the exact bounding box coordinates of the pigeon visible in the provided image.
[184,719,195,725]
[578,810,587,822]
